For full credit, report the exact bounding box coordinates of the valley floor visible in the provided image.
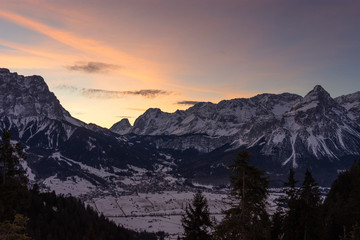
[37,159,328,239]
[85,190,284,239]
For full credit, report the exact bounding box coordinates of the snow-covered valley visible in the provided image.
[40,165,288,239]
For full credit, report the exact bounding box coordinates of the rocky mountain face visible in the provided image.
[110,93,302,152]
[276,85,360,167]
[0,68,84,149]
[0,68,181,195]
[111,85,360,184]
[118,93,301,137]
[0,68,69,120]
[335,91,360,121]
[110,119,132,135]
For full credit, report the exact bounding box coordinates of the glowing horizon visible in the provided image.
[1,0,359,127]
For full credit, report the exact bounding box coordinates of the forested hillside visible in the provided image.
[180,151,360,240]
[0,130,158,240]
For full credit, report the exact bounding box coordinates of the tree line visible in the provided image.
[181,151,360,240]
[0,130,162,240]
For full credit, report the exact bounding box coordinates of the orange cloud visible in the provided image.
[0,9,167,84]
[0,39,77,61]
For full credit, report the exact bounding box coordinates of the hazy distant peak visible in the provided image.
[110,118,132,135]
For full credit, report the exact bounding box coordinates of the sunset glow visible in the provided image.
[1,0,359,127]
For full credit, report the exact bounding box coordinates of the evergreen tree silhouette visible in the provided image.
[214,151,270,240]
[0,129,27,185]
[181,190,212,240]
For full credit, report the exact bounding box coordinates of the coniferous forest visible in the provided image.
[0,182,161,240]
[0,130,159,240]
[182,151,360,240]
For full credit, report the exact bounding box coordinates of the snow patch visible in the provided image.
[283,134,298,168]
[43,175,95,197]
[51,152,117,178]
[272,132,285,144]
[180,114,195,125]
[295,101,319,112]
[20,158,36,181]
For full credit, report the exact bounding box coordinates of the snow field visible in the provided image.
[43,175,95,197]
[88,191,230,238]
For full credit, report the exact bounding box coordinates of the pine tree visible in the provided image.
[283,168,298,204]
[271,206,284,240]
[282,168,300,240]
[340,222,360,240]
[283,169,321,240]
[323,161,360,240]
[0,214,32,240]
[0,129,27,185]
[298,169,321,240]
[348,222,360,240]
[181,190,212,240]
[0,130,30,221]
[214,151,270,240]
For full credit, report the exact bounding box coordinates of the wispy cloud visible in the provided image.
[177,101,202,105]
[0,9,166,84]
[66,61,120,73]
[81,88,170,98]
[56,84,171,99]
[115,116,133,118]
[57,85,78,91]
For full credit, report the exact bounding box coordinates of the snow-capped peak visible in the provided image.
[110,85,360,167]
[303,85,334,104]
[0,68,83,127]
[289,85,339,114]
[110,118,132,134]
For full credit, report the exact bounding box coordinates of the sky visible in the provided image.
[0,0,359,128]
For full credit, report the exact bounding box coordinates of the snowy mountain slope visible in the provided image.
[0,68,83,126]
[111,85,360,180]
[110,119,132,135]
[0,68,181,193]
[274,86,360,167]
[0,68,86,150]
[123,93,301,137]
[335,91,360,121]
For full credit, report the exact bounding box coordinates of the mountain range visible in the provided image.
[1,68,360,188]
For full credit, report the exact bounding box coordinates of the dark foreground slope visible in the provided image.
[0,179,158,240]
